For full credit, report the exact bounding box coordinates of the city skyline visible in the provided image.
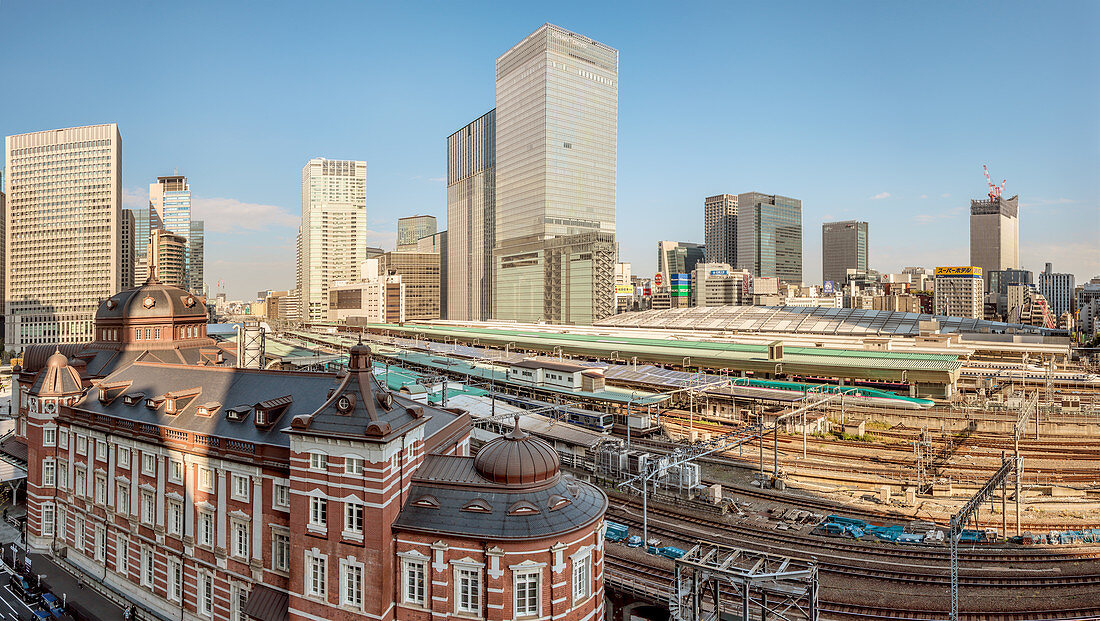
[0,2,1096,299]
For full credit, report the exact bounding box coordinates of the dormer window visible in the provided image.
[461,499,493,514]
[254,395,292,428]
[122,392,145,406]
[145,396,165,410]
[508,500,540,516]
[412,495,439,509]
[196,402,221,418]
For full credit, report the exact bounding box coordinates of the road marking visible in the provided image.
[4,582,40,617]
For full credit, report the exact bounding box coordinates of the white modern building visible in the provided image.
[329,258,405,324]
[148,175,204,294]
[297,158,368,322]
[447,109,496,322]
[1038,262,1075,317]
[691,264,751,307]
[494,24,618,324]
[4,124,122,349]
[934,266,985,319]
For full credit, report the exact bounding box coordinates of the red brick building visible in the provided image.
[17,278,607,621]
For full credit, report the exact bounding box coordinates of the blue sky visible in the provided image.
[1,1,1097,300]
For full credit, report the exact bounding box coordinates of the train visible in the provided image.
[604,521,687,559]
[728,378,936,410]
[817,514,956,544]
[492,393,616,431]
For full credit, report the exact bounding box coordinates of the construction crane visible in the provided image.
[982,165,1007,201]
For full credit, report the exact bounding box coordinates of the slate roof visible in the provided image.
[393,454,607,540]
[78,362,339,447]
[242,585,289,621]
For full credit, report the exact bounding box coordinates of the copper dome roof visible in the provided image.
[473,417,560,486]
[96,276,206,322]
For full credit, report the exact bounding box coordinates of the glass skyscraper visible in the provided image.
[821,220,868,286]
[494,24,618,324]
[736,192,803,284]
[447,109,496,321]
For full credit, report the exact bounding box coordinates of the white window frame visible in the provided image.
[74,467,86,497]
[272,531,290,573]
[168,557,183,602]
[142,453,156,476]
[199,572,214,617]
[273,483,290,510]
[310,452,327,471]
[42,459,56,487]
[117,483,129,515]
[514,569,541,618]
[455,566,483,616]
[310,497,327,528]
[198,511,214,548]
[58,432,69,450]
[116,535,128,575]
[343,502,364,538]
[94,524,106,562]
[140,491,155,524]
[340,560,364,610]
[57,460,68,491]
[141,547,155,588]
[401,558,427,606]
[96,440,108,462]
[572,552,591,602]
[76,435,87,455]
[344,457,363,475]
[94,474,107,505]
[117,446,130,469]
[231,473,249,501]
[168,500,183,535]
[43,427,56,447]
[232,519,249,558]
[199,467,214,492]
[169,459,183,484]
[41,503,55,537]
[305,551,327,599]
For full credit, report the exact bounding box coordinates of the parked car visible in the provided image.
[9,573,38,603]
[40,593,65,618]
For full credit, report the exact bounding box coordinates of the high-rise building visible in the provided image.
[396,215,437,250]
[692,264,751,307]
[1077,278,1100,339]
[297,158,368,322]
[494,24,618,324]
[1038,262,1075,317]
[120,209,135,289]
[148,228,187,288]
[970,194,1019,289]
[447,109,496,321]
[132,207,160,283]
[703,194,737,265]
[933,266,984,319]
[379,251,440,320]
[657,241,705,282]
[188,219,205,295]
[0,175,5,316]
[4,124,122,349]
[822,220,868,287]
[416,231,447,318]
[735,192,802,284]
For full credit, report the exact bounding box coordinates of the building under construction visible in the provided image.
[970,166,1019,289]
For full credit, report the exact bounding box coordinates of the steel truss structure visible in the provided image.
[949,454,1015,621]
[672,543,818,621]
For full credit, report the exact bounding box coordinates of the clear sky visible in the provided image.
[1,1,1097,300]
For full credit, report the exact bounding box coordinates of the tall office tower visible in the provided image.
[4,124,122,349]
[379,251,440,320]
[0,175,5,315]
[147,228,187,287]
[416,231,447,317]
[821,220,868,286]
[494,24,618,324]
[934,266,984,319]
[149,175,199,288]
[447,109,496,321]
[396,215,437,251]
[189,220,205,295]
[970,193,1019,289]
[1038,262,1075,317]
[736,192,803,284]
[657,241,705,281]
[703,194,737,264]
[132,206,160,283]
[297,158,368,322]
[120,209,136,289]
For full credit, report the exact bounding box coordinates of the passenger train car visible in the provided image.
[727,378,936,409]
[492,393,616,431]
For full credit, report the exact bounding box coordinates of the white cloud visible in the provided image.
[869,192,891,200]
[940,193,951,198]
[919,194,929,199]
[192,197,299,233]
[913,206,965,224]
[122,186,149,209]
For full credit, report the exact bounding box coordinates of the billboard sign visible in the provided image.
[935,266,982,277]
[709,269,728,276]
[654,273,664,286]
[822,280,834,295]
[615,284,634,296]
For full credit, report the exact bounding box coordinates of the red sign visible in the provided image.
[654,273,663,286]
